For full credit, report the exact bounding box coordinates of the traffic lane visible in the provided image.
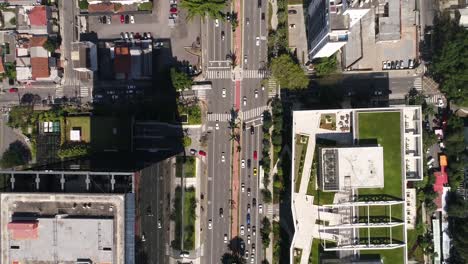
[208,79,235,114]
[208,123,231,263]
[252,129,262,262]
[241,78,264,111]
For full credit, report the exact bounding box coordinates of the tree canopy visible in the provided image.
[0,141,31,168]
[179,0,226,21]
[429,12,468,107]
[270,54,309,89]
[57,141,91,160]
[313,54,337,76]
[170,68,193,91]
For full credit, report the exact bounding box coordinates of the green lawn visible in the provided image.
[173,186,196,250]
[358,204,403,222]
[309,239,336,264]
[176,156,196,178]
[294,135,308,192]
[90,116,131,152]
[360,248,404,264]
[63,116,91,143]
[357,111,402,199]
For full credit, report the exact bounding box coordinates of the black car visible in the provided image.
[242,122,246,131]
[125,15,130,24]
[219,208,224,217]
[252,198,257,207]
[288,9,297,14]
[250,125,254,135]
[102,16,107,24]
[226,12,231,21]
[261,13,265,20]
[258,0,262,8]
[247,159,251,168]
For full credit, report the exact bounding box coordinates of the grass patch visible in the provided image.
[309,239,336,264]
[175,156,196,178]
[294,134,309,192]
[172,186,196,250]
[358,111,402,199]
[407,228,425,262]
[138,1,153,11]
[179,104,201,125]
[360,248,404,264]
[288,0,303,4]
[63,115,91,143]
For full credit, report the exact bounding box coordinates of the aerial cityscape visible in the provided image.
[0,0,466,263]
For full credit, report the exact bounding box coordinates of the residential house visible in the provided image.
[16,5,51,35]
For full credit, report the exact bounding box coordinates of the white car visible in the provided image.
[243,96,247,106]
[244,55,247,64]
[245,250,249,258]
[215,121,219,130]
[240,225,245,235]
[241,159,245,168]
[224,234,228,243]
[258,204,263,214]
[157,219,162,229]
[130,15,135,24]
[241,183,245,192]
[254,89,258,98]
[208,219,212,230]
[256,36,260,46]
[251,255,254,263]
[247,204,251,213]
[247,235,251,244]
[221,152,225,162]
[215,19,219,27]
[222,88,226,98]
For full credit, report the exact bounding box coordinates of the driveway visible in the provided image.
[87,1,201,66]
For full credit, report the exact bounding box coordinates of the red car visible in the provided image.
[253,150,257,160]
[198,150,207,157]
[120,15,125,23]
[170,7,178,14]
[9,88,18,93]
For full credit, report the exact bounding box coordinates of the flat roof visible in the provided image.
[1,193,126,264]
[321,146,384,191]
[9,217,114,263]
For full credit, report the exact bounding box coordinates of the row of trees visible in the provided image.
[428,11,468,107]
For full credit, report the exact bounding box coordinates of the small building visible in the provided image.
[71,41,98,72]
[16,5,51,35]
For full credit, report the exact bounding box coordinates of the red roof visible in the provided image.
[30,36,48,47]
[114,46,130,74]
[7,221,39,240]
[31,57,50,79]
[88,3,114,13]
[29,6,47,26]
[433,171,448,210]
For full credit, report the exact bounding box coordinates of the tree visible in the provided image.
[261,216,271,247]
[221,252,245,264]
[138,2,153,11]
[182,136,192,147]
[0,141,31,168]
[170,68,193,91]
[261,189,272,203]
[43,38,58,53]
[270,54,309,89]
[20,93,41,106]
[180,0,226,21]
[313,54,337,76]
[78,0,89,10]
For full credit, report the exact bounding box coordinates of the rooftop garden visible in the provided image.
[357,111,403,199]
[294,134,308,192]
[319,113,336,131]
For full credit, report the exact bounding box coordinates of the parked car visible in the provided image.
[130,15,135,24]
[258,204,263,214]
[120,15,125,23]
[8,88,18,93]
[199,150,207,157]
[190,149,197,155]
[106,15,111,24]
[125,15,130,24]
[409,59,415,69]
[288,9,297,14]
[170,7,178,14]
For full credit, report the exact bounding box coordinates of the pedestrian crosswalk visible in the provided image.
[207,113,231,122]
[205,70,232,80]
[425,94,444,104]
[243,70,269,79]
[413,77,422,90]
[80,86,89,97]
[268,78,278,98]
[241,106,268,120]
[196,89,207,100]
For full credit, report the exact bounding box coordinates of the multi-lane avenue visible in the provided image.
[202,0,269,262]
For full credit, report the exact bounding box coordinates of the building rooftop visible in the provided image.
[29,6,47,26]
[1,193,127,264]
[320,146,384,191]
[29,36,47,47]
[31,57,49,78]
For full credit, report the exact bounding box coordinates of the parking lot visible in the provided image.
[86,0,200,66]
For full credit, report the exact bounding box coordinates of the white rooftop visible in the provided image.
[321,146,384,191]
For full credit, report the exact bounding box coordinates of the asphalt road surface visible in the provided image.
[138,161,171,264]
[202,0,268,262]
